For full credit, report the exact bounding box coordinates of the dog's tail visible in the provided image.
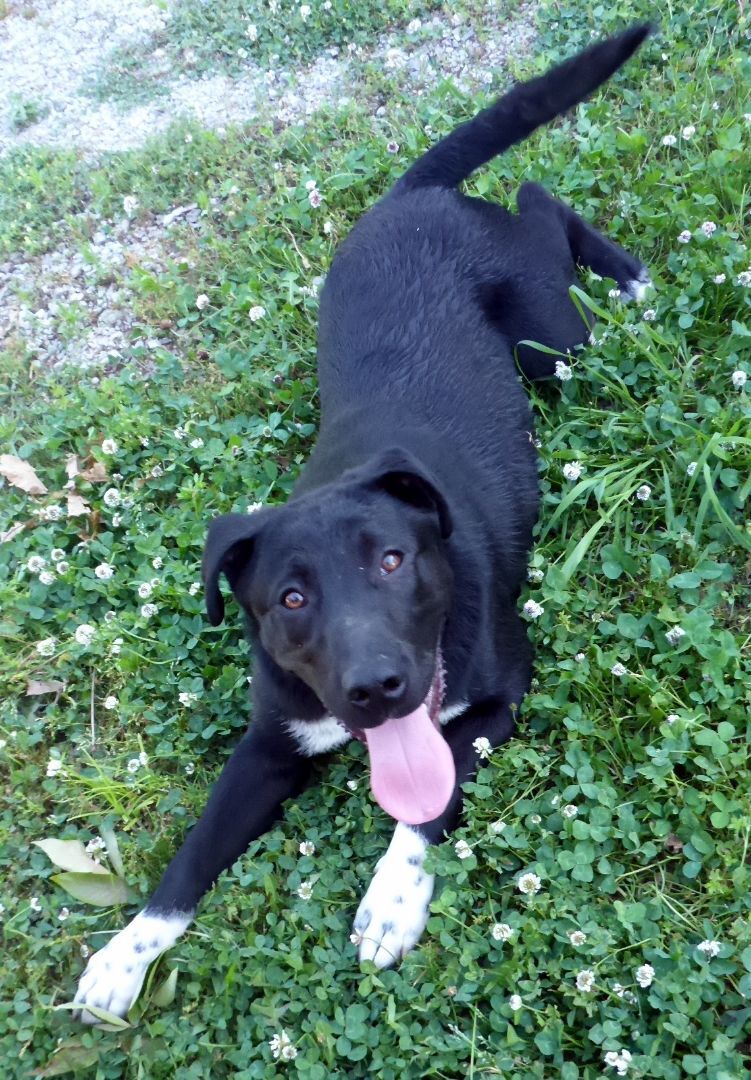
[395,23,652,192]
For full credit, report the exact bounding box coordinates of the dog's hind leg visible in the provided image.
[517,181,651,300]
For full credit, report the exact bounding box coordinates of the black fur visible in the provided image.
[139,27,651,931]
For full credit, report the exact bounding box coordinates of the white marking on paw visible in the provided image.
[353,823,433,969]
[287,715,353,756]
[623,270,652,302]
[73,909,191,1023]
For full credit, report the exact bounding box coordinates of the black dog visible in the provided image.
[75,24,651,1020]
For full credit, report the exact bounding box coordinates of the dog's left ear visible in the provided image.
[357,447,453,539]
[201,511,270,626]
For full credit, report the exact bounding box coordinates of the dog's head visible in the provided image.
[203,448,454,732]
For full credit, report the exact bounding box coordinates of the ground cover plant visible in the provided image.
[1,0,750,1076]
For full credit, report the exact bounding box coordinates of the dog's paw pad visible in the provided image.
[353,826,434,969]
[623,269,652,302]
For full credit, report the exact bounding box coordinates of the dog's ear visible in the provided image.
[357,447,453,539]
[202,511,269,626]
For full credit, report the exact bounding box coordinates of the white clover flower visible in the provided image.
[101,439,119,455]
[635,484,651,501]
[562,804,578,819]
[95,563,115,580]
[178,691,198,706]
[141,603,158,618]
[111,637,123,656]
[297,881,313,900]
[517,872,542,895]
[86,836,107,855]
[387,140,400,154]
[455,839,473,859]
[246,23,258,41]
[574,651,586,662]
[173,426,186,440]
[568,930,587,946]
[74,624,96,646]
[666,713,680,724]
[56,561,70,574]
[187,582,201,596]
[687,461,697,476]
[508,994,523,1011]
[605,1049,633,1076]
[138,582,153,599]
[103,488,121,508]
[713,273,726,284]
[576,969,596,992]
[682,125,696,139]
[473,736,492,759]
[737,270,751,287]
[608,288,621,299]
[139,751,148,766]
[111,514,122,528]
[103,696,118,710]
[492,923,514,941]
[523,599,544,619]
[122,196,138,217]
[527,567,544,583]
[665,626,686,646]
[677,230,692,244]
[642,308,656,321]
[562,461,583,482]
[346,779,358,791]
[51,548,65,561]
[554,360,572,381]
[309,188,323,208]
[323,220,333,235]
[530,813,542,825]
[58,906,70,921]
[39,570,55,585]
[30,896,42,913]
[305,180,318,192]
[550,794,561,807]
[635,963,655,988]
[701,221,717,237]
[697,939,721,958]
[299,3,311,19]
[190,437,204,449]
[127,758,141,774]
[46,758,64,778]
[249,305,266,321]
[27,555,46,573]
[196,294,209,310]
[489,819,507,834]
[731,370,747,389]
[185,762,196,776]
[270,1031,298,1061]
[611,662,627,677]
[36,637,56,657]
[299,841,315,856]
[661,133,677,146]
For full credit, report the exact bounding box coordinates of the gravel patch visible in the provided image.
[1,2,538,155]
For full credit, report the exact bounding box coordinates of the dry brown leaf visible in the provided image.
[80,462,109,483]
[0,454,48,495]
[26,679,65,696]
[65,455,79,480]
[67,494,91,517]
[0,521,28,544]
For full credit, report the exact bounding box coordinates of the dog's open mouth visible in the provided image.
[347,652,456,826]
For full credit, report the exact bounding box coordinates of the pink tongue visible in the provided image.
[363,705,456,825]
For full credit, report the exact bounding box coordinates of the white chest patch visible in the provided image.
[287,715,353,757]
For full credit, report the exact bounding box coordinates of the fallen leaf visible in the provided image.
[151,967,179,1008]
[65,454,79,480]
[0,454,48,495]
[80,462,109,482]
[26,679,65,696]
[34,839,109,875]
[0,521,28,544]
[67,494,91,517]
[32,1040,101,1076]
[52,870,130,905]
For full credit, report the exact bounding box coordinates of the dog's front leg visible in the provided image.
[73,723,310,1022]
[353,700,516,968]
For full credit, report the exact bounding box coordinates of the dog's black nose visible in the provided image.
[345,671,407,711]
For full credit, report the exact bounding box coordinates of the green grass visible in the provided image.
[1,0,751,1076]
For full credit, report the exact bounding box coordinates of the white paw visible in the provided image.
[353,823,434,969]
[623,269,652,302]
[73,910,191,1023]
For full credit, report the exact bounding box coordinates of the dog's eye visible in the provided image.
[380,551,403,575]
[281,590,306,610]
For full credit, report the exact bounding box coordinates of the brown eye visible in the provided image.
[380,551,403,575]
[282,590,306,610]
